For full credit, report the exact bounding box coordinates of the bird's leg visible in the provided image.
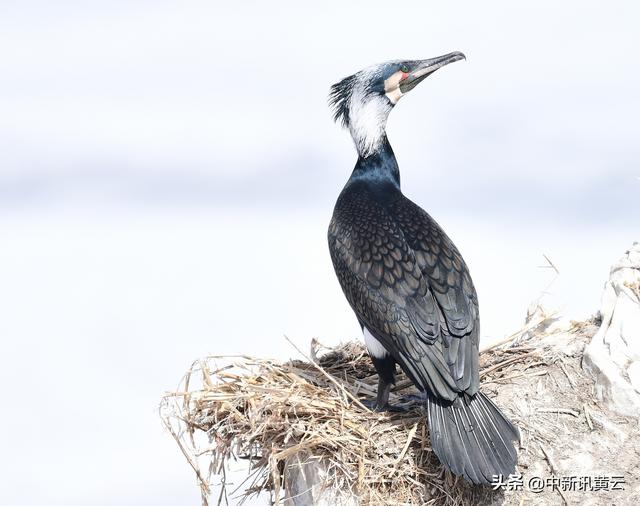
[374,374,393,409]
[361,355,407,412]
[361,376,394,411]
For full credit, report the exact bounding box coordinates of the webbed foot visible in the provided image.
[360,398,409,413]
[398,392,428,405]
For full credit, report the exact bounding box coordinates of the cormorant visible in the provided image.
[327,52,519,484]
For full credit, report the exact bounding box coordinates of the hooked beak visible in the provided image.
[399,51,466,94]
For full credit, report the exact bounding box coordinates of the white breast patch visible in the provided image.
[363,327,388,358]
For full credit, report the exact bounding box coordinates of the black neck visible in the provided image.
[347,135,400,189]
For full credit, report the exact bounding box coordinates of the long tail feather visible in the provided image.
[426,391,520,484]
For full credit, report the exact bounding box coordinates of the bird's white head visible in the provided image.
[329,52,465,158]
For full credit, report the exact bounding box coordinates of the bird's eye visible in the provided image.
[400,65,409,73]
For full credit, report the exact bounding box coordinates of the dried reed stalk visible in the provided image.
[160,320,564,506]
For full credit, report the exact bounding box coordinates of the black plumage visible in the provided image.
[327,53,519,484]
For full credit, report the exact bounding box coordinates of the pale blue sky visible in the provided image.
[0,1,638,505]
[1,1,639,223]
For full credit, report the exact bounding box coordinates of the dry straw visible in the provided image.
[160,313,596,505]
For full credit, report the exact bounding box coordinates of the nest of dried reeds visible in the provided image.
[160,313,599,506]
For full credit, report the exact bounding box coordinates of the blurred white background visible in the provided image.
[0,1,638,504]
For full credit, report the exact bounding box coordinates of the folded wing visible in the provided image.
[328,187,480,400]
